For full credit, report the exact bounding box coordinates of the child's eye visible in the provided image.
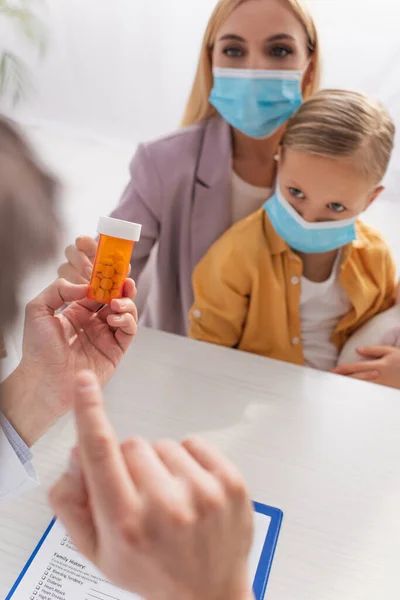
[327,202,346,213]
[222,46,245,58]
[289,187,305,200]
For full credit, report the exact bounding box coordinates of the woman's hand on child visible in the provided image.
[58,236,98,284]
[333,346,400,389]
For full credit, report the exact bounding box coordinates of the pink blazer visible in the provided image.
[111,116,233,335]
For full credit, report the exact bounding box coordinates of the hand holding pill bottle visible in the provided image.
[87,217,142,304]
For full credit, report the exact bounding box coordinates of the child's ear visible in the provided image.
[275,146,283,162]
[367,185,384,208]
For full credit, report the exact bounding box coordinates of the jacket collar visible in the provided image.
[262,210,290,256]
[196,116,232,188]
[190,117,233,272]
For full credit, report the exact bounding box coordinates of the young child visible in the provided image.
[189,89,399,385]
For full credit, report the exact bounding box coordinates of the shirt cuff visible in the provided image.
[0,414,33,465]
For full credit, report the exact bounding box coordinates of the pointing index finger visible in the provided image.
[73,371,138,522]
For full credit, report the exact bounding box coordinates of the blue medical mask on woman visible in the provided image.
[209,66,306,139]
[264,186,357,254]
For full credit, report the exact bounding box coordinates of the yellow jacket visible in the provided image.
[189,209,396,366]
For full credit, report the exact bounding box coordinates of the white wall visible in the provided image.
[6,0,400,147]
[309,0,400,192]
[8,0,217,142]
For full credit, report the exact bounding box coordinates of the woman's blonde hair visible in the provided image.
[181,0,321,127]
[281,89,395,185]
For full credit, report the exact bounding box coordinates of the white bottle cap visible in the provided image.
[97,217,142,242]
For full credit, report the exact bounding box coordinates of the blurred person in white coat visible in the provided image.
[0,117,138,501]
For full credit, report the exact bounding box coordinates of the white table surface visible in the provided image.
[1,327,400,600]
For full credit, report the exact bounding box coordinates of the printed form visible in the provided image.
[8,512,271,600]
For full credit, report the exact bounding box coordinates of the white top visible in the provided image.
[0,340,38,503]
[97,216,142,241]
[1,327,400,600]
[300,254,351,371]
[231,170,271,224]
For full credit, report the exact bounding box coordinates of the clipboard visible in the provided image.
[252,502,283,599]
[7,501,283,600]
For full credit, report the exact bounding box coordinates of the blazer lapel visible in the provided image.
[191,117,232,270]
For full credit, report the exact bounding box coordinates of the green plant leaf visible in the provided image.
[0,1,47,53]
[0,51,31,106]
[0,1,47,103]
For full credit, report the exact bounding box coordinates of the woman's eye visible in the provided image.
[223,47,245,58]
[327,202,346,213]
[289,187,305,200]
[270,46,293,58]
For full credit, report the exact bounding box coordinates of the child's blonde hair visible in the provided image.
[282,89,395,185]
[182,0,321,127]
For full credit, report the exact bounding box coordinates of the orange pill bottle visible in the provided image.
[87,217,142,304]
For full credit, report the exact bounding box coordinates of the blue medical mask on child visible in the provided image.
[209,67,305,139]
[264,186,357,254]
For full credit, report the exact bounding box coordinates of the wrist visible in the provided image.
[218,569,253,600]
[197,589,254,600]
[0,362,59,446]
[188,573,254,600]
[219,581,254,600]
[225,591,254,600]
[170,589,253,600]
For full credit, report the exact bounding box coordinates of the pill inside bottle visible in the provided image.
[87,217,142,304]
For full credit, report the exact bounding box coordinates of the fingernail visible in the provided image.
[113,315,123,322]
[119,301,128,309]
[76,370,99,391]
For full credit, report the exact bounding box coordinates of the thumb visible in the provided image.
[27,279,89,317]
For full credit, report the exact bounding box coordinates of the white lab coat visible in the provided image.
[0,428,38,501]
[0,330,39,502]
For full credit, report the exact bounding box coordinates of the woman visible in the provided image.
[58,0,321,335]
